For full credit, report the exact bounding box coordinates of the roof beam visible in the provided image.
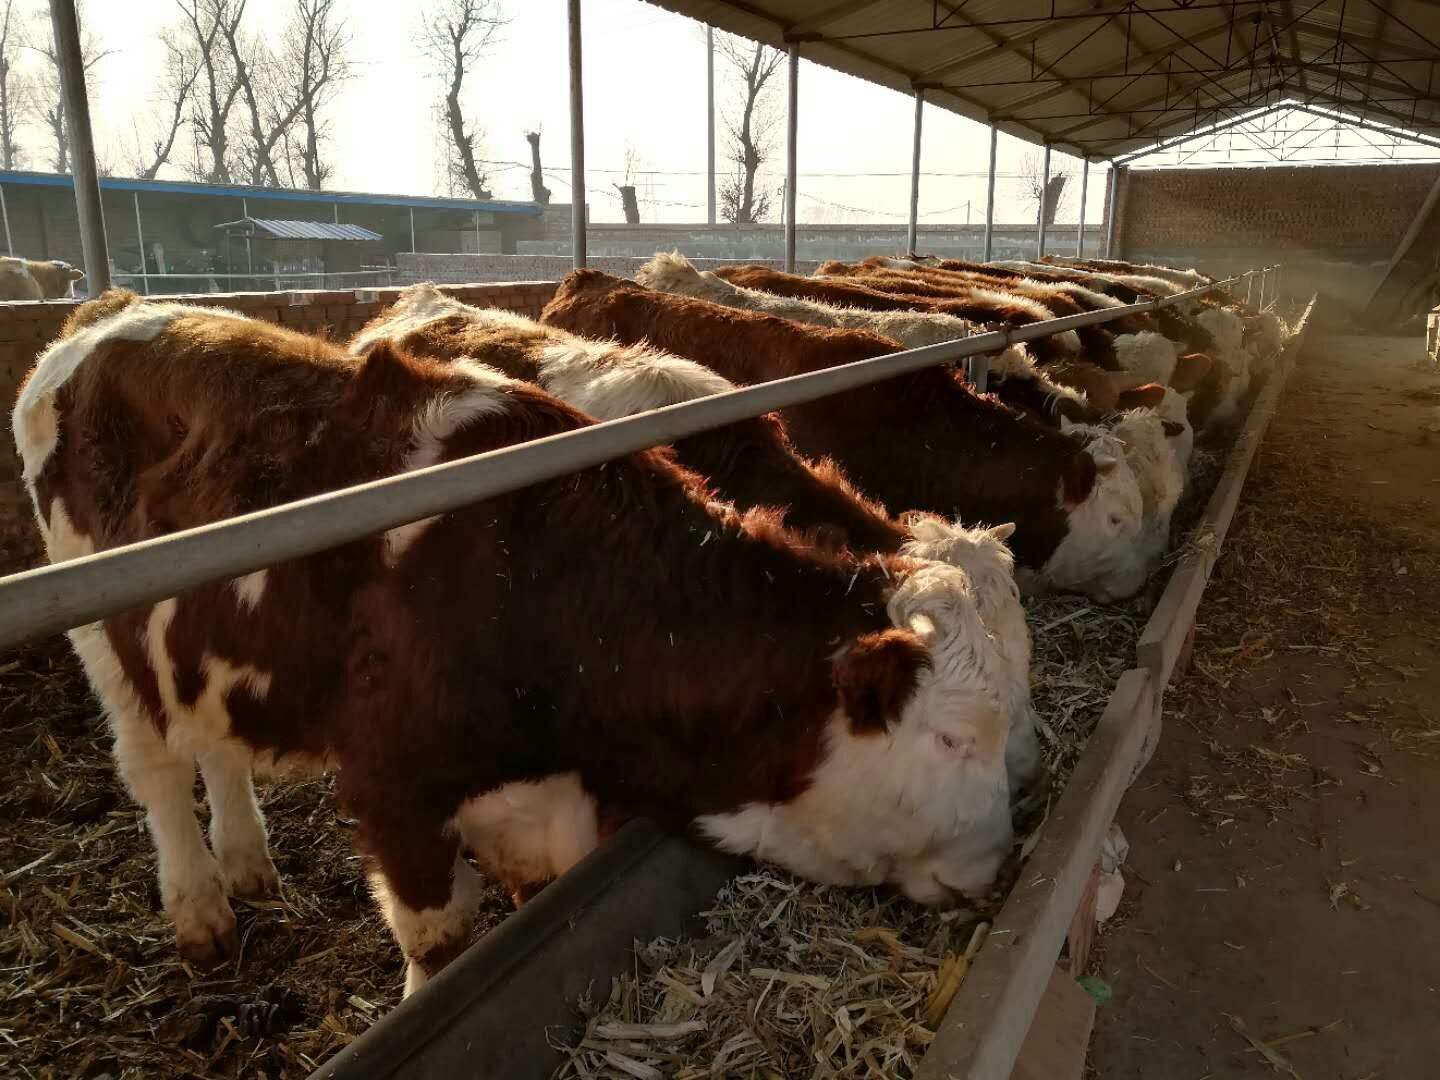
[786,0,885,37]
[983,16,1238,116]
[1049,37,1440,144]
[1094,85,1440,153]
[915,0,1132,83]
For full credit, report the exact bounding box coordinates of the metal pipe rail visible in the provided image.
[0,266,1277,652]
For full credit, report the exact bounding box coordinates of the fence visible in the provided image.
[110,268,402,297]
[0,265,1278,650]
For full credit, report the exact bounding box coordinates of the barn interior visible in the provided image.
[1,2,1439,1079]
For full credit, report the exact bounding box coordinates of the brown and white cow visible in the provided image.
[542,270,1154,602]
[15,291,1017,995]
[353,283,1042,794]
[351,283,907,556]
[639,251,989,350]
[0,256,85,300]
[710,263,1104,425]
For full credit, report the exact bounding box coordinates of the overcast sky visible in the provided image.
[18,0,1435,226]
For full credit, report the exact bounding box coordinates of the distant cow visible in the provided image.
[16,290,1017,995]
[0,257,84,300]
[542,270,1155,602]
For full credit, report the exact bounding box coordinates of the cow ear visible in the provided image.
[1062,450,1097,507]
[833,629,929,735]
[1162,420,1186,438]
[1170,352,1212,392]
[1116,382,1166,410]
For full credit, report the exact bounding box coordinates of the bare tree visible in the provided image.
[1020,151,1070,226]
[418,0,504,200]
[175,0,243,183]
[129,27,200,179]
[614,144,641,224]
[28,1,110,174]
[525,129,549,205]
[716,34,783,225]
[278,0,351,189]
[0,0,28,169]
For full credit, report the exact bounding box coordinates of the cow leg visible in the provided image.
[112,709,236,965]
[197,745,279,898]
[367,830,484,997]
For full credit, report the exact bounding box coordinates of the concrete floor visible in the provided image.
[1090,335,1440,1080]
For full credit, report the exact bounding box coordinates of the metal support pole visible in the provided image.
[567,0,587,270]
[133,192,149,296]
[50,0,110,294]
[0,184,12,255]
[333,203,340,224]
[474,210,482,252]
[982,124,997,262]
[784,43,799,273]
[1075,157,1089,258]
[907,88,924,257]
[1245,271,1254,305]
[1103,165,1122,257]
[409,207,417,253]
[1036,144,1051,259]
[706,25,716,226]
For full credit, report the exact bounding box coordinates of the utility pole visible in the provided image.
[706,26,716,225]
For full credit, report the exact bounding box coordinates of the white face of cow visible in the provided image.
[696,563,1015,904]
[899,518,1039,792]
[1036,431,1149,602]
[1100,410,1188,576]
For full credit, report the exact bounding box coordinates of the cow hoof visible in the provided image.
[174,905,239,968]
[219,847,281,899]
[170,880,239,968]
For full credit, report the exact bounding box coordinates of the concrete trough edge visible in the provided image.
[308,821,741,1080]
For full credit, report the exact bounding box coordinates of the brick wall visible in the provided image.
[0,280,560,568]
[1116,162,1440,253]
[1114,162,1440,305]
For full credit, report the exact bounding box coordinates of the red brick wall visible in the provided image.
[1,281,560,568]
[1116,162,1440,255]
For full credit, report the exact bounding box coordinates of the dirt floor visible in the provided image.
[1091,335,1440,1080]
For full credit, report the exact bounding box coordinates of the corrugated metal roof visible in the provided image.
[214,217,383,241]
[0,169,543,216]
[644,0,1440,160]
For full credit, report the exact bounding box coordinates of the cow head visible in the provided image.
[898,516,1040,794]
[27,260,85,299]
[1100,410,1188,576]
[1112,331,1180,386]
[1035,432,1148,602]
[703,562,1015,905]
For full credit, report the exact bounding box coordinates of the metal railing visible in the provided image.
[111,268,401,297]
[0,265,1279,652]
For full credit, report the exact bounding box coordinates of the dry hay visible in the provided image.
[0,633,512,1079]
[553,872,989,1080]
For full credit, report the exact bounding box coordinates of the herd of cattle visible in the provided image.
[11,253,1284,997]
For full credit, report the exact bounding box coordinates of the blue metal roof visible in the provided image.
[0,169,543,217]
[216,217,384,241]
